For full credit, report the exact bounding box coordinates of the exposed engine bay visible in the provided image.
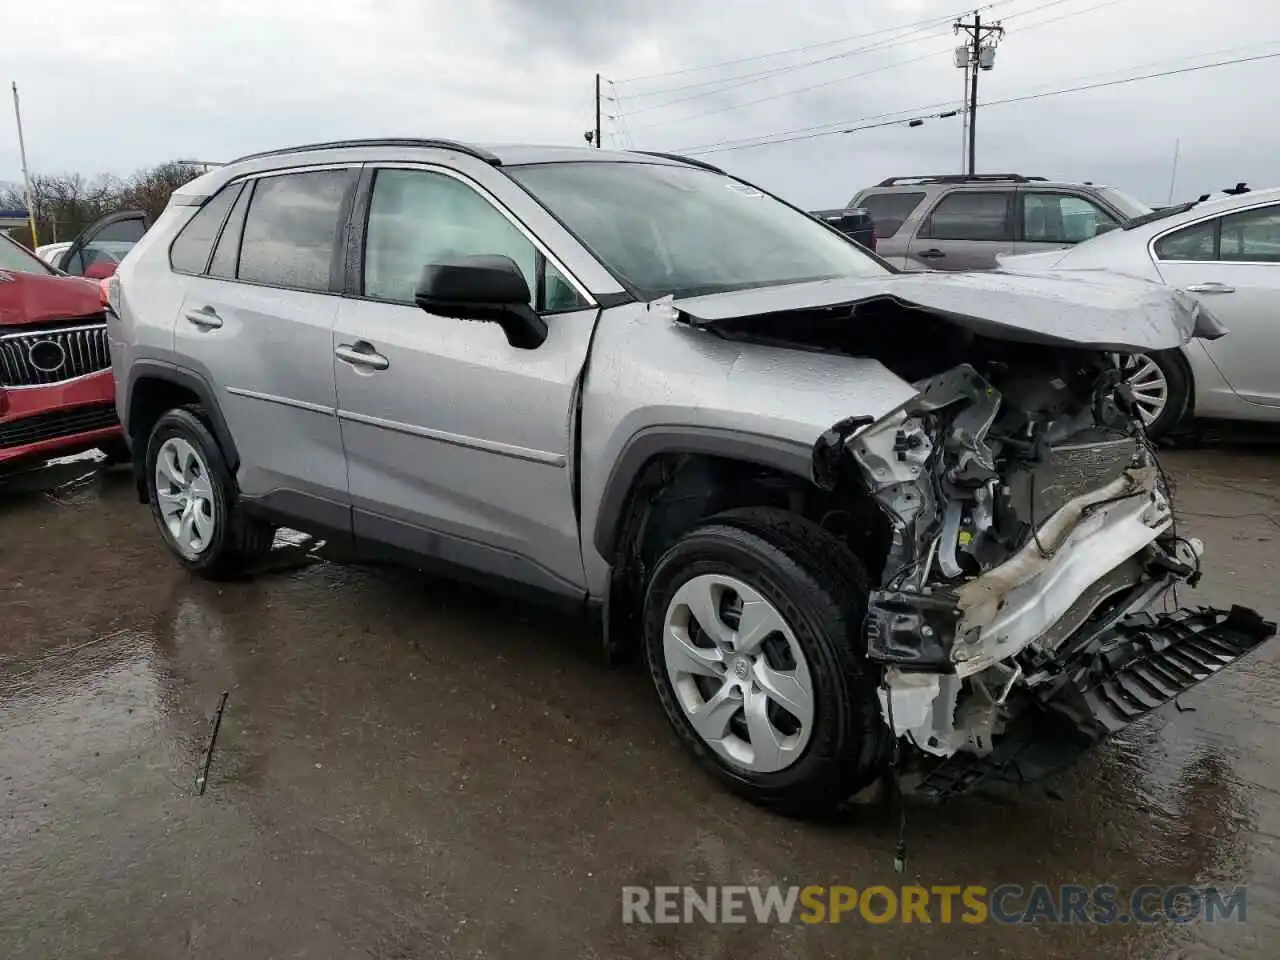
[682,292,1277,796]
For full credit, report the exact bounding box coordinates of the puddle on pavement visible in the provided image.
[1,448,1279,958]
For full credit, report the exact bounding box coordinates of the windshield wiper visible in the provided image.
[1122,201,1197,230]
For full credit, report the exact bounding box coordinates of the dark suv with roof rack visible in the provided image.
[850,173,1152,272]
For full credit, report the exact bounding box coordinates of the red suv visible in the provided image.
[1,212,148,470]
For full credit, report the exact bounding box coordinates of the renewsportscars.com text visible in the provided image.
[621,884,1247,925]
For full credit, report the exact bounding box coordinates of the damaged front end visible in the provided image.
[675,271,1274,798]
[816,356,1276,798]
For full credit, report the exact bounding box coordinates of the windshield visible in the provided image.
[507,162,888,300]
[0,234,55,276]
[1094,186,1152,219]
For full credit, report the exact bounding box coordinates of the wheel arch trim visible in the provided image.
[125,360,240,471]
[591,425,814,561]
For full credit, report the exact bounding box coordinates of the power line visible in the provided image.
[1006,0,1134,33]
[676,49,1280,155]
[627,43,958,130]
[616,20,958,117]
[619,0,1142,127]
[611,4,1006,86]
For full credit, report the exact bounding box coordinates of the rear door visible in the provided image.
[1152,201,1280,407]
[1013,189,1121,257]
[905,189,1013,271]
[170,167,357,526]
[58,210,149,278]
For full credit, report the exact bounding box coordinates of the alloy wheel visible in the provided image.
[662,573,815,773]
[154,436,217,559]
[1118,354,1169,428]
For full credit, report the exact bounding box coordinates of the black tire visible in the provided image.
[1132,349,1193,441]
[144,407,275,579]
[642,507,890,817]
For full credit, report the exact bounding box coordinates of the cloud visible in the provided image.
[2,0,1279,207]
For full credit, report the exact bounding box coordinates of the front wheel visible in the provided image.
[145,407,274,579]
[1119,350,1192,440]
[642,508,889,817]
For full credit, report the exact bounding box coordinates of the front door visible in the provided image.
[1153,202,1280,407]
[905,189,1014,271]
[172,168,356,524]
[332,165,597,599]
[59,210,149,278]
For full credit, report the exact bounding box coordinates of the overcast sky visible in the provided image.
[3,0,1278,208]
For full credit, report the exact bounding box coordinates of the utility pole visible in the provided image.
[594,73,602,149]
[954,12,1004,175]
[10,82,39,247]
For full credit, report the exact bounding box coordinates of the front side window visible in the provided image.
[856,191,926,238]
[1154,219,1217,261]
[920,191,1011,241]
[1023,193,1118,244]
[238,169,353,291]
[0,235,54,276]
[66,216,148,277]
[362,168,585,311]
[1219,205,1280,262]
[507,161,887,301]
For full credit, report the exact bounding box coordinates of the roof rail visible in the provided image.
[875,173,1047,186]
[228,138,502,166]
[630,150,725,174]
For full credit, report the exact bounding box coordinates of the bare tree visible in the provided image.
[0,162,202,248]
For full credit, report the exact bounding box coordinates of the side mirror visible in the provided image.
[84,261,117,280]
[414,255,547,349]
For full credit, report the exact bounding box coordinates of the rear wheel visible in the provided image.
[145,407,274,578]
[642,507,889,816]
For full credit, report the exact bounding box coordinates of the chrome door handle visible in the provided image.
[185,306,223,329]
[1184,282,1235,294]
[335,342,389,371]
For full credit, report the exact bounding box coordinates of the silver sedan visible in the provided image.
[999,186,1280,438]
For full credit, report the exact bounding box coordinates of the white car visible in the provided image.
[999,186,1280,438]
[34,241,71,265]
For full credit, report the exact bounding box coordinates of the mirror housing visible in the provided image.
[414,255,547,349]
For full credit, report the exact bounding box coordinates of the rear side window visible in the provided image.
[857,191,925,238]
[169,183,243,274]
[1219,205,1280,262]
[238,170,353,291]
[920,191,1012,241]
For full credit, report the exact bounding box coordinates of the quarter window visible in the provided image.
[363,168,585,311]
[1022,193,1118,244]
[237,170,353,291]
[170,182,243,274]
[1219,205,1280,263]
[921,192,1011,241]
[1154,220,1217,261]
[209,181,253,279]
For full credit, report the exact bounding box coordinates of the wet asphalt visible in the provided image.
[1,445,1279,959]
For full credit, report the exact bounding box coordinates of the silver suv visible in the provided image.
[109,140,1273,814]
[851,173,1151,271]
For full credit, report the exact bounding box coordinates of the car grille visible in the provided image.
[0,321,111,387]
[0,403,119,450]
